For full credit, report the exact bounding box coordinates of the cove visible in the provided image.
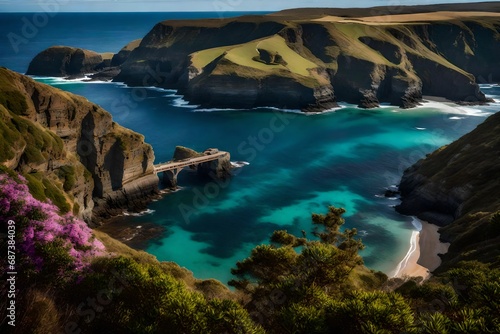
[35,78,498,284]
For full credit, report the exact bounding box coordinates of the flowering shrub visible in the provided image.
[0,172,105,274]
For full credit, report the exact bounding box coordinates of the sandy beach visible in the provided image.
[392,219,450,279]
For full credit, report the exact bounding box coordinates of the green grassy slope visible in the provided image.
[115,8,500,110]
[0,68,156,219]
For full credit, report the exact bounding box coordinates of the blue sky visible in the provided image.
[0,0,493,12]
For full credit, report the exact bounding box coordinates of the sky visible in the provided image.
[0,0,495,12]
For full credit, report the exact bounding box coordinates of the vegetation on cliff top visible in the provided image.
[0,68,83,214]
[0,67,156,220]
[172,145,204,161]
[191,35,326,87]
[2,166,499,333]
[107,7,500,110]
[398,110,500,272]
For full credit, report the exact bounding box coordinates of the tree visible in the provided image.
[229,206,367,333]
[230,207,364,291]
[326,291,416,334]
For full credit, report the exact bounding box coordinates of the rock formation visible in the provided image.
[111,39,142,67]
[396,111,500,268]
[396,111,500,226]
[161,146,232,188]
[26,4,500,111]
[197,148,232,180]
[0,68,158,226]
[26,46,107,77]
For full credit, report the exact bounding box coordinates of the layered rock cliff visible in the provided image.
[26,4,500,111]
[115,6,500,111]
[396,110,500,268]
[0,68,158,226]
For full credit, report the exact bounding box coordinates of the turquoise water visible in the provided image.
[1,12,498,284]
[34,79,500,283]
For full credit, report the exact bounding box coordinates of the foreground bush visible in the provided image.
[0,172,105,282]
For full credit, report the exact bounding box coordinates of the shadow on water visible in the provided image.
[37,81,495,283]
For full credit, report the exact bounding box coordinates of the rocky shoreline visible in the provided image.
[26,5,500,112]
[0,67,236,228]
[396,110,500,269]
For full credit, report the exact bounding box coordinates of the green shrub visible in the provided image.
[67,257,264,334]
[0,116,23,162]
[42,178,70,213]
[326,291,416,334]
[72,202,80,216]
[418,312,452,334]
[24,173,47,202]
[36,239,75,283]
[0,90,28,115]
[58,165,76,191]
[11,116,64,164]
[23,144,46,164]
[23,173,70,213]
[48,131,64,154]
[0,165,21,181]
[279,303,326,334]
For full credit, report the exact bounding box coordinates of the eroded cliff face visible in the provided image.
[114,20,287,86]
[117,13,499,111]
[396,111,500,268]
[26,7,500,111]
[415,23,500,83]
[111,39,142,67]
[0,68,158,225]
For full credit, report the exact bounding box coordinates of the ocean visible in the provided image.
[1,12,498,285]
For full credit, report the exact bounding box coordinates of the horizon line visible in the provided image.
[0,10,275,13]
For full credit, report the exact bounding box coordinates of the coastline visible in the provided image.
[392,219,450,279]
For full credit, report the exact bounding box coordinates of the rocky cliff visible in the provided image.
[161,146,232,188]
[396,111,500,269]
[0,68,158,226]
[111,39,142,67]
[26,4,500,111]
[26,46,109,78]
[115,6,500,111]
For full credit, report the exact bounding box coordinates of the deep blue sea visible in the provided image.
[1,12,499,284]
